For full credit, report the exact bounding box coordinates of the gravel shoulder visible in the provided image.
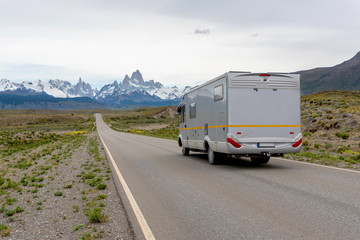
[0,130,134,240]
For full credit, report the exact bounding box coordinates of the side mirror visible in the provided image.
[176,105,182,115]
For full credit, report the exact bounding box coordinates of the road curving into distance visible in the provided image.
[96,114,360,240]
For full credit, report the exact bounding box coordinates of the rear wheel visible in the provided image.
[182,147,190,156]
[250,156,270,165]
[208,148,219,165]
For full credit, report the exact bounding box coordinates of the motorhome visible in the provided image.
[177,71,302,165]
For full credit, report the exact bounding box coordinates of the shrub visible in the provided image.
[97,194,107,200]
[96,183,107,190]
[86,208,108,223]
[335,132,349,140]
[325,143,333,149]
[86,177,102,187]
[54,191,63,197]
[82,172,96,180]
[15,206,24,213]
[5,198,17,205]
[5,209,16,216]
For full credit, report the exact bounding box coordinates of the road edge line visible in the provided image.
[275,157,360,174]
[98,134,156,240]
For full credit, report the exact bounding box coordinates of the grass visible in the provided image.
[73,205,79,212]
[97,194,107,200]
[0,223,10,237]
[54,191,63,197]
[85,207,108,223]
[74,224,84,231]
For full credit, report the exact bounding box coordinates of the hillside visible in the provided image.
[298,52,360,94]
[285,90,360,169]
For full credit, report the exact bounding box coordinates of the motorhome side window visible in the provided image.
[180,104,186,123]
[189,103,196,119]
[214,85,223,102]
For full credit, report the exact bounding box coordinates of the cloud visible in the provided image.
[194,28,210,35]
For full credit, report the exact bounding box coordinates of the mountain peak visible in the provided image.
[349,51,360,62]
[130,70,144,84]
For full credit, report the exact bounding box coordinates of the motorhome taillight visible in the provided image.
[227,138,242,148]
[259,74,270,77]
[292,138,302,148]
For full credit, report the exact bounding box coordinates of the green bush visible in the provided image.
[325,143,333,149]
[96,183,107,190]
[335,132,349,140]
[54,191,63,197]
[86,208,103,223]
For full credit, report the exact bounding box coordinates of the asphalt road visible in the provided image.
[96,114,360,240]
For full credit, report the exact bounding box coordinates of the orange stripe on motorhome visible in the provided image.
[180,124,301,130]
[179,127,204,130]
[208,125,226,128]
[228,125,301,128]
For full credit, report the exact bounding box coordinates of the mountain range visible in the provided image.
[1,51,360,109]
[0,70,190,110]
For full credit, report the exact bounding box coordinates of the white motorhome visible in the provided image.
[177,71,302,165]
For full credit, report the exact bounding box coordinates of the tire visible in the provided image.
[208,148,219,165]
[182,147,190,156]
[250,156,270,165]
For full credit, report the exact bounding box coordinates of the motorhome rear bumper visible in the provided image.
[226,142,302,155]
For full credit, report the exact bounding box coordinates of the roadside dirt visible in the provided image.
[0,131,134,240]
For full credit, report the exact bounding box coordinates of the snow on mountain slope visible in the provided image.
[0,79,21,91]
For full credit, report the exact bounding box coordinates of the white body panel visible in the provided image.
[178,72,302,156]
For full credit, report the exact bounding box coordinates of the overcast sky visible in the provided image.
[1,0,359,88]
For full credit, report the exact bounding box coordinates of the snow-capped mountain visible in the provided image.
[0,78,96,98]
[0,79,21,91]
[95,70,189,102]
[0,70,190,108]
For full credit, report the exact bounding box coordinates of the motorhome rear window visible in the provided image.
[189,103,196,119]
[214,85,223,101]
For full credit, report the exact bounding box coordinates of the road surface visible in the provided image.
[96,114,360,240]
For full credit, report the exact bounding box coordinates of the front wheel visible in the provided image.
[182,147,190,156]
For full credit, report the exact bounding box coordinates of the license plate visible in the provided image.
[257,143,275,148]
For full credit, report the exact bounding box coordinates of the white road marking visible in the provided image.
[98,133,156,240]
[276,157,360,174]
